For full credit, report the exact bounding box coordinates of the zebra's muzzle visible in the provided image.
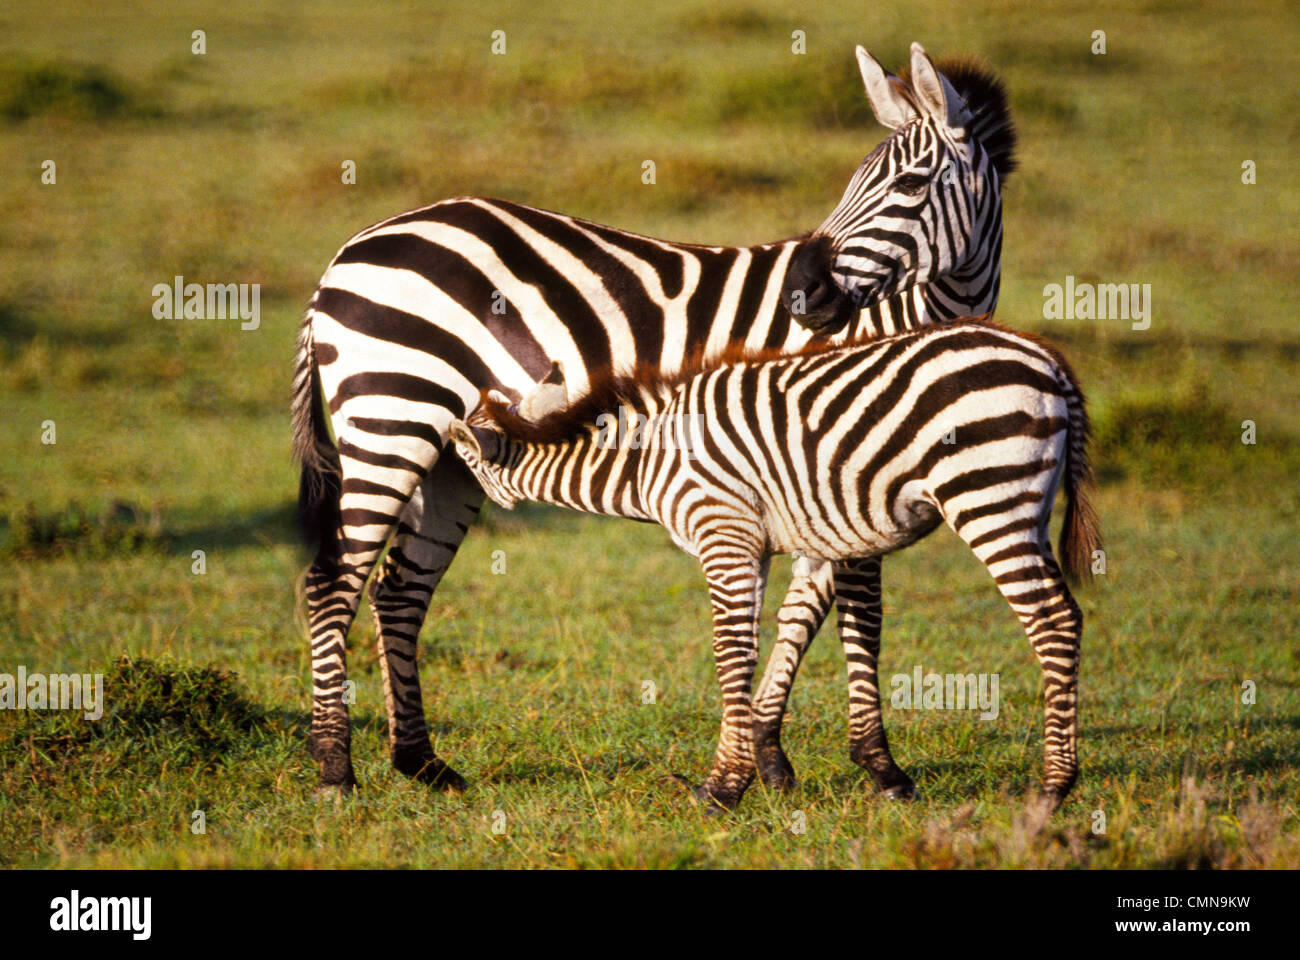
[783,237,855,335]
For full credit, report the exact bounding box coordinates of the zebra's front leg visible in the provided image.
[370,456,484,792]
[752,555,835,791]
[833,557,915,800]
[694,547,769,812]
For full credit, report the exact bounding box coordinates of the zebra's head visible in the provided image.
[450,364,570,509]
[783,43,1016,333]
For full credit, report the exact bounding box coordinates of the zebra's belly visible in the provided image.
[764,479,943,561]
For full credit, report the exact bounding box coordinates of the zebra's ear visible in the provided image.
[856,45,917,130]
[908,42,969,130]
[518,361,568,422]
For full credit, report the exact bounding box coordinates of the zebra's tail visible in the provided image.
[291,310,342,554]
[1058,374,1100,584]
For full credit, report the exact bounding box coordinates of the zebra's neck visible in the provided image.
[841,232,1002,340]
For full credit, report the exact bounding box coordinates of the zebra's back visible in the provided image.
[643,322,1082,563]
[311,196,803,410]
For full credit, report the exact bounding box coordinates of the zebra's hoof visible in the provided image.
[881,783,918,802]
[662,774,733,815]
[753,723,797,791]
[417,760,468,794]
[393,745,467,793]
[757,752,798,792]
[692,786,737,817]
[755,746,798,793]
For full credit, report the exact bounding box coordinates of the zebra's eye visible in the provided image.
[894,172,929,195]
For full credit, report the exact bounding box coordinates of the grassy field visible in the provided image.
[0,0,1296,868]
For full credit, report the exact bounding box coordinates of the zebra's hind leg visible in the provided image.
[833,558,915,800]
[303,413,439,793]
[369,455,484,793]
[306,503,411,794]
[305,541,363,792]
[752,556,835,791]
[692,543,769,813]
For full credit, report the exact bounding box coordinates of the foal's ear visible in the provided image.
[519,361,569,421]
[856,45,918,130]
[450,420,503,462]
[448,419,480,457]
[542,360,566,386]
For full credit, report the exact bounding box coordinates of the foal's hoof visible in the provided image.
[756,755,798,792]
[415,759,468,794]
[760,768,798,793]
[754,725,798,792]
[662,774,733,817]
[1034,788,1070,814]
[693,787,735,818]
[315,779,358,802]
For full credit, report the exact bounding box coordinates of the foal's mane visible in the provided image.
[478,315,1042,445]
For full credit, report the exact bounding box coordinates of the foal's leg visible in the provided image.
[958,524,1082,807]
[752,556,833,790]
[694,543,770,811]
[833,558,915,799]
[752,555,887,791]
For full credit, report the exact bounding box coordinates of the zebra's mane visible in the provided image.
[480,337,850,445]
[478,314,1086,447]
[904,56,1017,179]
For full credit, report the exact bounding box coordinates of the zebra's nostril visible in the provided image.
[803,275,836,308]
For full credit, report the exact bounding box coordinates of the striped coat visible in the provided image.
[294,43,1019,794]
[449,319,1099,810]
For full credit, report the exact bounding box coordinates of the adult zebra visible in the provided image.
[294,43,1017,793]
[448,320,1099,811]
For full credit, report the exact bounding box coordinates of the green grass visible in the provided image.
[0,0,1297,868]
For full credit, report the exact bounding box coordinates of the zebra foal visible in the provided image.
[449,320,1100,811]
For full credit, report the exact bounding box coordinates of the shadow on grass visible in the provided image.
[162,497,591,558]
[166,502,301,557]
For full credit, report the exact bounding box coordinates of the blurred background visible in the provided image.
[0,1,1295,867]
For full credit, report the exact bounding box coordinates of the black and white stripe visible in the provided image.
[292,43,1018,792]
[449,320,1099,810]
